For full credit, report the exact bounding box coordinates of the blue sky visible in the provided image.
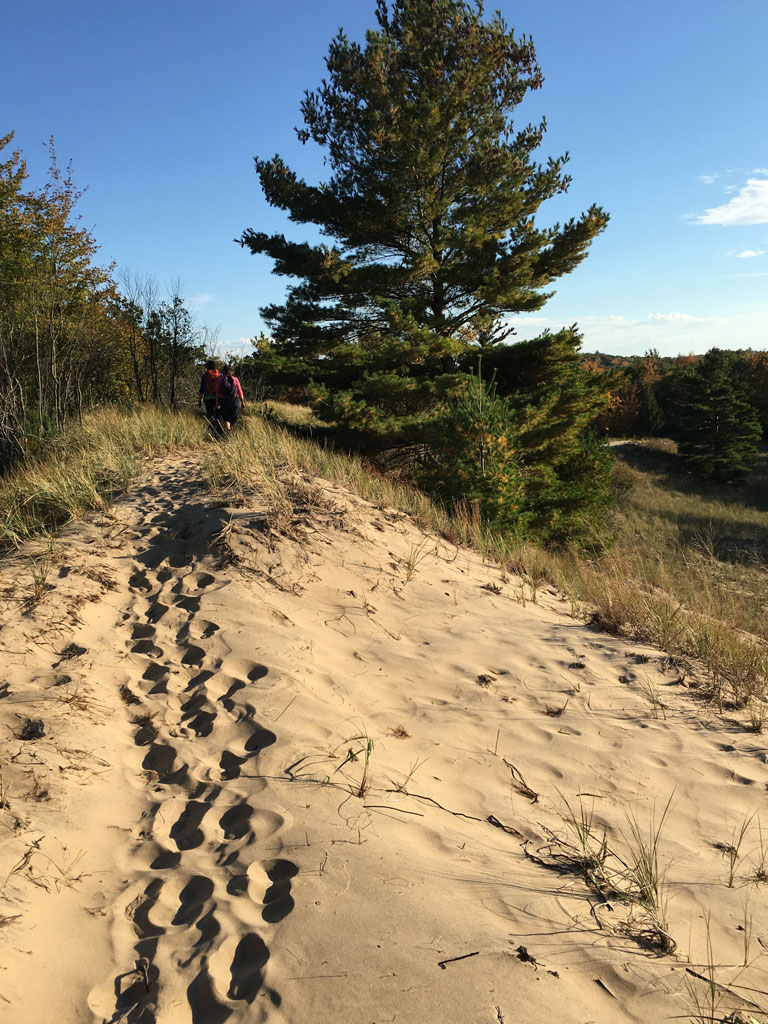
[3,0,767,357]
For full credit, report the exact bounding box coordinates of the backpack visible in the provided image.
[220,374,237,398]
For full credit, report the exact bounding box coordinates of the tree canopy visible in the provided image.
[675,348,762,483]
[0,132,211,471]
[240,0,614,542]
[241,0,609,439]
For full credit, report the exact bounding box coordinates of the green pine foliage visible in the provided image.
[241,0,613,542]
[468,328,615,540]
[241,0,608,411]
[423,372,529,533]
[676,348,762,483]
[423,360,613,544]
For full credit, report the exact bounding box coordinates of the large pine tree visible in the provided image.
[241,0,609,443]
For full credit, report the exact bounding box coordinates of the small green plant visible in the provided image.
[421,371,529,535]
[26,535,57,605]
[718,812,756,888]
[639,674,667,720]
[28,558,50,604]
[332,732,375,798]
[558,794,613,894]
[403,537,431,582]
[750,816,768,883]
[620,795,675,952]
[646,598,685,650]
[682,911,766,1024]
[747,695,768,734]
[683,915,721,1024]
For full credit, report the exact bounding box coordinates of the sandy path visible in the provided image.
[1,457,767,1023]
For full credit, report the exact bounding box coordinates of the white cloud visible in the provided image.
[699,173,719,185]
[218,336,256,355]
[189,292,215,309]
[510,310,767,356]
[647,311,713,323]
[693,178,768,225]
[735,249,765,258]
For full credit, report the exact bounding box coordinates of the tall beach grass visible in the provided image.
[0,407,205,546]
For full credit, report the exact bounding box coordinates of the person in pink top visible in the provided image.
[215,364,246,431]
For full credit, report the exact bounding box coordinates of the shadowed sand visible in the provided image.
[1,457,767,1023]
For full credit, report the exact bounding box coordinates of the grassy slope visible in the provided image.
[556,440,767,708]
[1,406,765,711]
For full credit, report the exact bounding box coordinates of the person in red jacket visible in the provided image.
[198,361,220,421]
[215,364,246,431]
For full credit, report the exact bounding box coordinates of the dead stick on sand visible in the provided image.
[438,951,480,970]
[684,968,764,1009]
[273,695,297,722]
[503,759,539,803]
[364,804,425,816]
[2,836,44,894]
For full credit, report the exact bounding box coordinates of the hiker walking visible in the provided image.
[198,361,220,421]
[216,364,246,431]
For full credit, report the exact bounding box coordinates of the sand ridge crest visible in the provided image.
[1,457,767,1023]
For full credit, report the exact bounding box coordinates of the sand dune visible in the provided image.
[1,457,766,1023]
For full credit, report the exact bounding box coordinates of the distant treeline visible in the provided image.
[0,132,214,472]
[585,349,768,440]
[583,348,765,482]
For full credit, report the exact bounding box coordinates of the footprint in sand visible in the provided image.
[181,906,222,967]
[186,965,232,1024]
[187,571,216,590]
[132,877,166,941]
[142,661,170,694]
[132,623,157,640]
[129,568,152,592]
[172,875,215,926]
[149,848,181,870]
[244,724,277,755]
[261,859,298,923]
[143,742,186,784]
[180,693,217,737]
[217,678,246,712]
[181,644,207,667]
[146,600,169,623]
[219,802,254,841]
[216,811,284,870]
[168,552,195,569]
[132,638,164,658]
[170,801,211,851]
[227,933,272,1004]
[219,749,245,780]
[175,622,192,644]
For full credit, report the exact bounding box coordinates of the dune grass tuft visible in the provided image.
[0,407,205,547]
